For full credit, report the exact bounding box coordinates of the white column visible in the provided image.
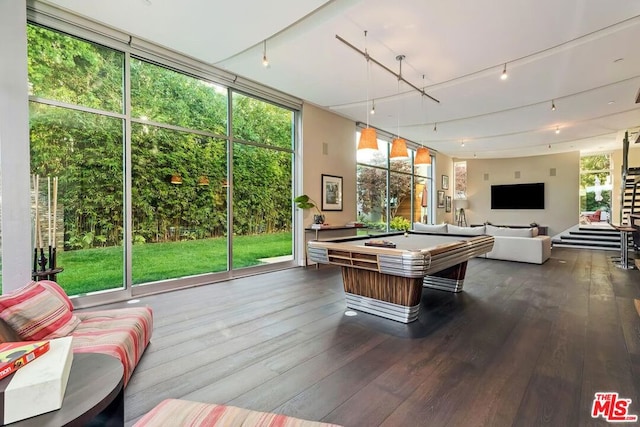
[0,1,32,292]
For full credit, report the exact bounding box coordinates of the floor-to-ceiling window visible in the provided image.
[28,24,125,296]
[356,131,434,232]
[231,93,294,269]
[27,22,298,299]
[130,59,230,284]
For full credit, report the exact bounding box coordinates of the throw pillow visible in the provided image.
[447,224,485,236]
[37,280,75,311]
[413,223,448,233]
[486,224,534,238]
[0,282,80,341]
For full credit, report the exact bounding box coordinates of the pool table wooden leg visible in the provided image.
[341,267,423,323]
[423,261,467,292]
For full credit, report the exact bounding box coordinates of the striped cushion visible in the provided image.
[37,280,74,311]
[0,281,80,340]
[134,399,343,427]
[71,306,153,386]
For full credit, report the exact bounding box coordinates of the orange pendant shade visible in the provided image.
[390,137,408,159]
[358,128,378,150]
[414,147,431,165]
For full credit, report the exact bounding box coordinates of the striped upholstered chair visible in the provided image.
[0,280,152,386]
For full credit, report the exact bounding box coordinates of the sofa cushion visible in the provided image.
[447,224,485,235]
[37,280,75,311]
[0,281,80,341]
[134,399,343,427]
[413,223,448,233]
[71,306,153,386]
[485,224,536,238]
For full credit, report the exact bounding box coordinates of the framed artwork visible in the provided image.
[321,174,343,211]
[446,196,452,212]
[437,190,445,208]
[442,175,449,190]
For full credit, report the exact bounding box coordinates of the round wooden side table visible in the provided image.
[8,353,124,427]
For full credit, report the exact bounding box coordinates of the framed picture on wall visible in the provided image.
[442,175,449,190]
[437,190,445,208]
[445,196,452,212]
[321,174,343,211]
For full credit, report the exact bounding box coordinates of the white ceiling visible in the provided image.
[45,0,640,158]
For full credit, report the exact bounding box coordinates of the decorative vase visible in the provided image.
[313,214,325,224]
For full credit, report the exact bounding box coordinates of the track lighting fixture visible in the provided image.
[555,126,560,134]
[335,34,439,104]
[501,63,508,80]
[370,99,375,115]
[461,140,465,147]
[433,123,437,132]
[262,40,269,68]
[551,100,556,111]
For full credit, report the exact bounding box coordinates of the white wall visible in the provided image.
[462,151,580,236]
[301,103,356,226]
[435,151,454,224]
[0,1,33,292]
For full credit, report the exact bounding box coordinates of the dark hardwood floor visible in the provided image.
[104,247,640,426]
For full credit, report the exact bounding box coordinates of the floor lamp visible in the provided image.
[456,199,468,227]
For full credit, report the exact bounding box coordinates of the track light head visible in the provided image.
[262,40,269,67]
[370,100,375,115]
[551,100,556,111]
[501,63,508,80]
[555,126,560,134]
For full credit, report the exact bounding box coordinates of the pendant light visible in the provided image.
[357,31,378,151]
[414,81,431,165]
[390,55,408,159]
[414,147,431,165]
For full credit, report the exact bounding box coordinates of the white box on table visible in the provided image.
[0,336,73,425]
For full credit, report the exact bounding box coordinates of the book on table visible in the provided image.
[0,336,73,424]
[0,340,50,381]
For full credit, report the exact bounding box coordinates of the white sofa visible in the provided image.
[412,223,551,264]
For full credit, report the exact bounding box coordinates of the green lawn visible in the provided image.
[28,232,292,296]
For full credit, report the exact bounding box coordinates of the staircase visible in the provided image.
[552,224,621,251]
[621,167,640,225]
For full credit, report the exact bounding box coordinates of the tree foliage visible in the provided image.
[356,152,413,225]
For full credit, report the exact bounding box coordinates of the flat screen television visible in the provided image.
[491,182,545,209]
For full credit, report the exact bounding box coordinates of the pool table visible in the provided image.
[307,231,494,323]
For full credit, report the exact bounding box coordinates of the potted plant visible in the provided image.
[294,195,325,224]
